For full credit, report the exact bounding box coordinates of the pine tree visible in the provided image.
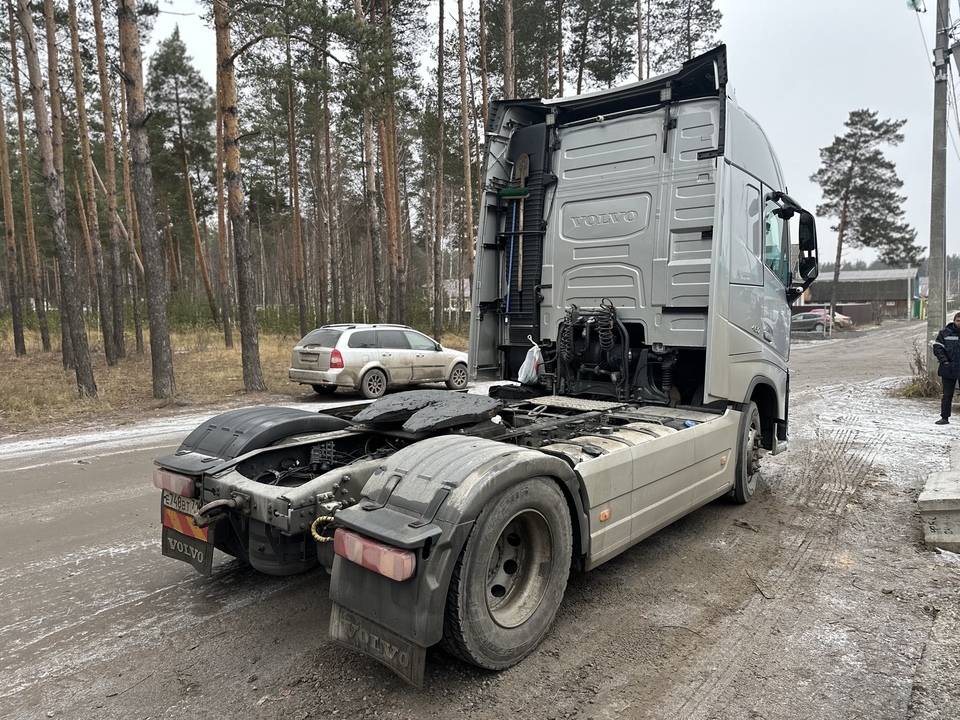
[811,109,922,318]
[646,0,721,77]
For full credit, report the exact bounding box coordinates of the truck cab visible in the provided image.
[469,44,818,451]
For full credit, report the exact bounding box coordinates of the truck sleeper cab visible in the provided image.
[153,45,817,687]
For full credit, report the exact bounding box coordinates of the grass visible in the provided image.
[893,336,940,399]
[0,327,469,436]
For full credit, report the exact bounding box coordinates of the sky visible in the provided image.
[147,0,960,269]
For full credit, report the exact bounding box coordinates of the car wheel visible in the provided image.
[360,368,387,399]
[446,363,468,390]
[732,401,762,504]
[441,478,572,670]
[814,322,825,332]
[311,384,338,396]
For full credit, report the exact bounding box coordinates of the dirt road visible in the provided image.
[1,321,957,720]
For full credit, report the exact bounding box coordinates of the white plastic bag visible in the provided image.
[518,342,543,385]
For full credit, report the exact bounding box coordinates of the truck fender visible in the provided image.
[329,434,588,650]
[740,375,784,449]
[156,406,351,476]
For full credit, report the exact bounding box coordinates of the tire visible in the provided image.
[446,363,468,390]
[814,322,825,332]
[732,401,762,504]
[311,384,338,396]
[360,368,387,399]
[441,478,572,670]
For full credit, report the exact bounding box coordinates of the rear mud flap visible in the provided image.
[329,603,426,687]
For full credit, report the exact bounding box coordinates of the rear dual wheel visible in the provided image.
[442,478,572,670]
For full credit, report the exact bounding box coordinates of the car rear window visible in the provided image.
[300,328,342,348]
[348,330,377,348]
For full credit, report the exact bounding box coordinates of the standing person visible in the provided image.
[932,312,960,424]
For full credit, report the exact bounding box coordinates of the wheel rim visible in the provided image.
[451,366,467,387]
[365,372,385,396]
[485,510,554,629]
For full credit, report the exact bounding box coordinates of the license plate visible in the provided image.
[329,603,426,687]
[160,491,214,576]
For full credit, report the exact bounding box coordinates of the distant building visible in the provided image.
[804,268,919,321]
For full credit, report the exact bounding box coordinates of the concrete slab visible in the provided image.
[918,470,960,552]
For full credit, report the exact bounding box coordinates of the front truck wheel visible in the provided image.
[732,401,762,504]
[441,477,572,670]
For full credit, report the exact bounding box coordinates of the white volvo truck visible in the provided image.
[153,45,819,686]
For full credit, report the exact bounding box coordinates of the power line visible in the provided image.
[915,8,960,164]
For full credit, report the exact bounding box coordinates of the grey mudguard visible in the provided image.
[329,434,588,650]
[156,406,351,474]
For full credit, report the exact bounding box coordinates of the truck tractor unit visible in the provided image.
[153,45,818,687]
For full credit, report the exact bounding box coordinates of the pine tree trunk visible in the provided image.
[284,36,308,338]
[458,0,475,319]
[18,0,96,396]
[479,0,489,135]
[214,0,266,392]
[69,0,117,364]
[118,77,145,355]
[0,76,26,356]
[42,0,84,373]
[354,0,386,322]
[118,0,175,399]
[321,21,340,324]
[433,0,445,341]
[91,0,126,359]
[215,70,233,348]
[7,1,49,352]
[503,0,515,98]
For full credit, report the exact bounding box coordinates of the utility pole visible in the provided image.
[925,0,950,376]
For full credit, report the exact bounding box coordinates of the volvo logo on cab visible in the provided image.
[569,210,639,228]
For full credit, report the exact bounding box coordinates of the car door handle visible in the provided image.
[763,330,773,342]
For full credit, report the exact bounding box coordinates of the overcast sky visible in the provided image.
[149,0,960,268]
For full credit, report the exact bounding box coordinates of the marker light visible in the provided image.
[153,468,197,498]
[334,529,416,582]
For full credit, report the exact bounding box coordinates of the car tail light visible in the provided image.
[334,528,416,582]
[330,349,344,369]
[153,468,197,498]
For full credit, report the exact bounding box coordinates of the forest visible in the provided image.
[0,0,722,399]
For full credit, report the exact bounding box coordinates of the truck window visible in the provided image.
[763,200,790,286]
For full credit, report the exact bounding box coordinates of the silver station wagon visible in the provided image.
[289,324,469,399]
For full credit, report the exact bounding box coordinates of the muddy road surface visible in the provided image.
[2,321,958,720]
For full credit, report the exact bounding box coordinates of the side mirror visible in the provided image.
[798,210,817,252]
[798,255,818,281]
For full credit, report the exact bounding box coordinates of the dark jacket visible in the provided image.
[933,322,960,379]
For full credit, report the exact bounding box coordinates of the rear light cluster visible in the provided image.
[153,468,197,498]
[334,528,416,581]
[330,349,344,369]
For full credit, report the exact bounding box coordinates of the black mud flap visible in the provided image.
[161,524,215,576]
[329,603,426,687]
[160,492,215,576]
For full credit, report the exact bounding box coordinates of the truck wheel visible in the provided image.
[732,401,762,504]
[446,363,468,390]
[311,384,338,396]
[442,477,572,670]
[360,369,387,399]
